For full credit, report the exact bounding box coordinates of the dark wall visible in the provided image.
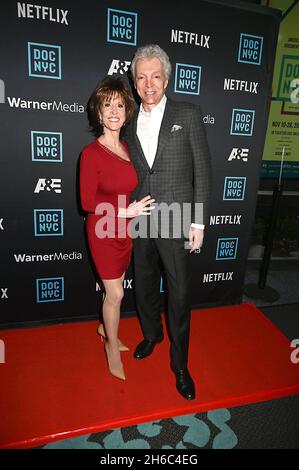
[0,0,280,327]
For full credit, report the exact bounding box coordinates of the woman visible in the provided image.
[80,77,154,381]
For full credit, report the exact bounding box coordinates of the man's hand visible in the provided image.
[188,227,204,253]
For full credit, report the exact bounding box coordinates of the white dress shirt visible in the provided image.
[137,95,204,230]
[137,94,166,168]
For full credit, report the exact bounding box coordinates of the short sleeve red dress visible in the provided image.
[80,139,138,280]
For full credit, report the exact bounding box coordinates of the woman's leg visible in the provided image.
[102,273,125,373]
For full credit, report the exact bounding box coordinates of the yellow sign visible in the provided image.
[261,0,299,178]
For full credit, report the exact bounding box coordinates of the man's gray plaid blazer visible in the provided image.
[124,97,212,238]
[124,96,212,373]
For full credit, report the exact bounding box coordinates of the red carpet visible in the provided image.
[0,302,299,448]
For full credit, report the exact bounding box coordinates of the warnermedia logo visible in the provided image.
[107,9,138,46]
[230,109,255,136]
[31,131,63,162]
[174,63,201,95]
[28,42,61,79]
[34,209,64,236]
[36,277,64,303]
[216,238,239,261]
[238,34,263,65]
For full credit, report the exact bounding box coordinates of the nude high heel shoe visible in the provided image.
[104,342,126,381]
[98,291,129,352]
[97,324,130,352]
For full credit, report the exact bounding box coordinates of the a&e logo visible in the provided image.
[34,209,64,236]
[107,9,138,46]
[31,131,63,163]
[238,34,263,65]
[230,109,255,136]
[216,238,239,261]
[108,59,131,75]
[28,42,62,79]
[228,148,249,162]
[34,179,62,194]
[175,63,201,95]
[36,277,64,303]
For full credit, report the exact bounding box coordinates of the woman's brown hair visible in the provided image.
[87,76,136,137]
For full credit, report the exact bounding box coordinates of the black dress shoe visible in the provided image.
[174,369,195,400]
[133,338,163,359]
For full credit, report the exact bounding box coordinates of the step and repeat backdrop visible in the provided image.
[0,0,280,327]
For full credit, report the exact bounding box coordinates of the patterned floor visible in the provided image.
[39,302,299,449]
[41,395,299,449]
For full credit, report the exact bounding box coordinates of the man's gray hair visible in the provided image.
[131,44,172,81]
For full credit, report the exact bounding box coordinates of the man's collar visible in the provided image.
[139,94,167,115]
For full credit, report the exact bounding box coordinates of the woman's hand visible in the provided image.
[119,195,155,218]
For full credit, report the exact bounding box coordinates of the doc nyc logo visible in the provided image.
[223,177,247,201]
[175,63,201,95]
[107,9,138,46]
[276,55,299,102]
[160,276,164,293]
[238,34,263,65]
[230,109,255,136]
[36,277,64,303]
[34,209,64,236]
[28,42,61,79]
[31,131,63,163]
[216,238,239,261]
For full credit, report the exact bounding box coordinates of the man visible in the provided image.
[124,44,212,400]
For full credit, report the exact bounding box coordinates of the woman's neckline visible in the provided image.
[96,139,131,163]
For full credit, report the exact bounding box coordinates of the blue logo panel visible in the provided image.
[216,238,239,260]
[174,63,201,95]
[230,109,255,136]
[34,209,64,236]
[28,42,61,79]
[31,131,63,163]
[107,9,138,46]
[223,177,246,201]
[238,34,263,65]
[36,277,64,303]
